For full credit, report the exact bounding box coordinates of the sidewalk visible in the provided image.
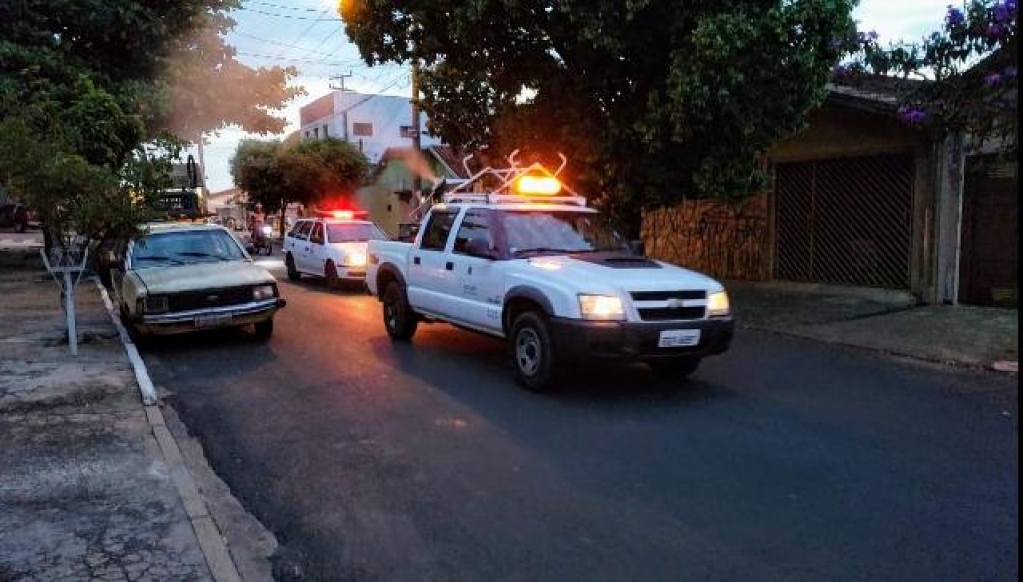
[0,261,213,580]
[728,280,1018,371]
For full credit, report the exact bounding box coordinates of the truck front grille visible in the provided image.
[636,306,706,321]
[631,290,707,321]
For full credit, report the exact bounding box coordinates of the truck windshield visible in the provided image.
[327,223,388,243]
[502,211,627,257]
[132,230,247,269]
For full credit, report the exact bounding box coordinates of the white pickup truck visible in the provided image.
[366,178,734,391]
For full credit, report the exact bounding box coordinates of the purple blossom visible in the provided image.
[1007,0,1017,12]
[993,3,1011,23]
[898,105,928,126]
[946,6,966,26]
[986,23,1004,38]
[866,30,879,41]
[985,73,1002,86]
[1004,66,1018,78]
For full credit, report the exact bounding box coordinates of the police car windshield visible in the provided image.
[327,223,388,243]
[132,230,246,269]
[502,211,627,257]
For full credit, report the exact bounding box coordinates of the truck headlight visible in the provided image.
[344,252,367,267]
[707,290,730,317]
[253,284,276,300]
[578,294,625,321]
[144,295,169,314]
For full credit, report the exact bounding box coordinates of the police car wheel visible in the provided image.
[383,282,417,341]
[325,261,340,289]
[511,311,557,392]
[285,253,300,281]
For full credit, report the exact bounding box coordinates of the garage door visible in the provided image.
[958,156,1018,307]
[774,154,914,289]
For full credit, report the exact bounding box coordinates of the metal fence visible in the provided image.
[775,155,913,289]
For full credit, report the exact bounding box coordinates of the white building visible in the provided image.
[298,91,440,163]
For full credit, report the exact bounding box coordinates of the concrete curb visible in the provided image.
[94,280,244,582]
[741,323,1018,375]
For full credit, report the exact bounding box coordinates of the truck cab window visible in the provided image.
[453,210,494,255]
[421,211,457,251]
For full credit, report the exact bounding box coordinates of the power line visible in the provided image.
[235,50,363,67]
[238,6,342,21]
[244,1,326,13]
[232,31,340,59]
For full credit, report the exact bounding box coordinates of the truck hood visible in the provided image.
[135,261,275,294]
[521,253,722,292]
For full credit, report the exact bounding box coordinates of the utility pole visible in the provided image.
[411,60,423,199]
[330,72,353,141]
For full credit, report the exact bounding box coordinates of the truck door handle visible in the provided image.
[445,262,453,271]
[413,256,421,265]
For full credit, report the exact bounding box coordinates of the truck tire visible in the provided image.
[510,311,558,392]
[648,357,700,380]
[382,282,417,341]
[285,253,300,281]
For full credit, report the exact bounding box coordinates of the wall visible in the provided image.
[641,195,771,281]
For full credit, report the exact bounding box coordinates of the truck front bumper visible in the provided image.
[548,316,734,362]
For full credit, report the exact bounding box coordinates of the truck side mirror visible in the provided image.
[628,240,646,257]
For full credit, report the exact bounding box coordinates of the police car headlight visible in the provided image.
[707,290,730,317]
[344,252,367,267]
[578,294,625,321]
[253,284,276,300]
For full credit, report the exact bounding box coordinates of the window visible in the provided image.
[399,125,418,138]
[326,223,387,243]
[309,223,325,245]
[322,124,328,137]
[313,127,319,139]
[293,221,313,241]
[352,122,373,137]
[500,211,626,256]
[453,210,494,255]
[132,230,246,269]
[420,210,457,251]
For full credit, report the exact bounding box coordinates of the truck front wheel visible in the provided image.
[510,311,558,392]
[382,282,418,341]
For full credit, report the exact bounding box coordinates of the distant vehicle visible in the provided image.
[109,222,286,340]
[283,211,389,289]
[366,155,734,391]
[0,203,39,232]
[216,204,246,230]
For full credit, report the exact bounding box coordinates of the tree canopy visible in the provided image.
[340,0,856,227]
[841,0,1017,154]
[0,0,302,250]
[230,138,369,212]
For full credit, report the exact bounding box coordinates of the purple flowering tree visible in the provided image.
[843,0,1017,153]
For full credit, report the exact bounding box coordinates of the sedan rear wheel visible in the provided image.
[325,261,340,289]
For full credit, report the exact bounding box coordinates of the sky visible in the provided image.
[189,0,953,192]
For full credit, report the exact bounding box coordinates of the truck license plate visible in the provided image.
[195,313,232,328]
[658,329,701,348]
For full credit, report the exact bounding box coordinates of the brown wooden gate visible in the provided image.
[774,155,914,289]
[958,156,1018,307]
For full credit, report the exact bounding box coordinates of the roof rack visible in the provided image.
[411,150,583,217]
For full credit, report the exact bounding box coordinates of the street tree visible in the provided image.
[840,0,1017,154]
[0,0,301,252]
[339,0,856,229]
[230,138,369,214]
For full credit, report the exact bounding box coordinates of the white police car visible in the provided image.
[283,211,389,288]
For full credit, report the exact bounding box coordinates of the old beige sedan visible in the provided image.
[111,222,286,339]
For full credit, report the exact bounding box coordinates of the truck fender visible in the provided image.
[502,286,554,332]
[374,263,407,299]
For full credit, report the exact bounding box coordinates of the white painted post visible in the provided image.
[64,270,77,356]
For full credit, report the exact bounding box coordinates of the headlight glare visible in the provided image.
[344,252,368,267]
[578,294,625,321]
[707,290,730,317]
[253,284,276,300]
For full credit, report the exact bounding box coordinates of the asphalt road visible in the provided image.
[141,268,1019,581]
